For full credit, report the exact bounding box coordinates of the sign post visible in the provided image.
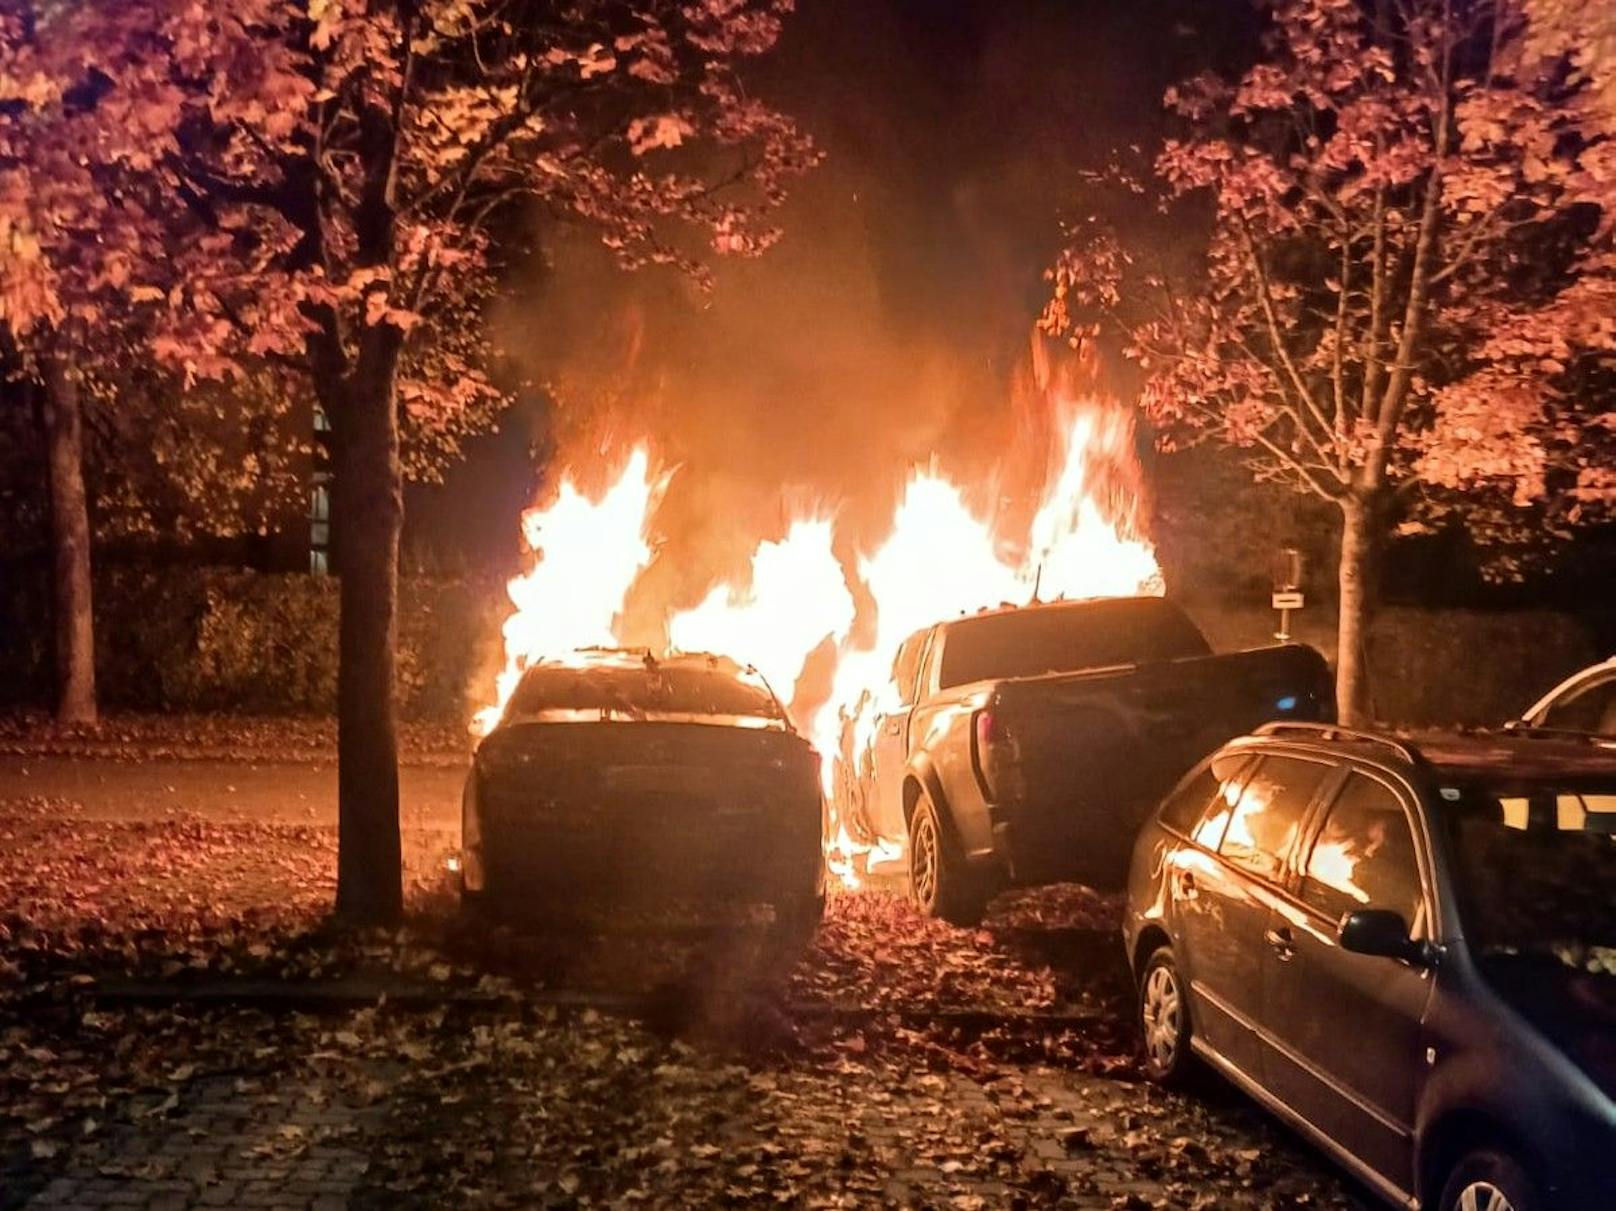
[1270,548,1305,642]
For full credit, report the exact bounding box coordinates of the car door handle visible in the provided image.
[1264,926,1296,961]
[884,720,902,736]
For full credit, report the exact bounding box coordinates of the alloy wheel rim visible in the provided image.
[1456,1182,1514,1211]
[1141,963,1182,1070]
[911,813,938,907]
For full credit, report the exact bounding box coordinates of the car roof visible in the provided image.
[1234,723,1616,787]
[1408,730,1616,783]
[524,647,759,680]
[938,595,1179,626]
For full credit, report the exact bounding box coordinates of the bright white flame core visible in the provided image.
[668,518,854,698]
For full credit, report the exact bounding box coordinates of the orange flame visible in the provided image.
[473,446,665,734]
[811,402,1161,881]
[668,517,854,703]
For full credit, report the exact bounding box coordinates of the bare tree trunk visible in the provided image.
[1336,494,1376,726]
[39,360,96,726]
[331,330,405,926]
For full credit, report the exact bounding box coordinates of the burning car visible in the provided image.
[461,649,825,938]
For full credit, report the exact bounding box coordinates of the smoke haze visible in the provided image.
[487,0,1240,628]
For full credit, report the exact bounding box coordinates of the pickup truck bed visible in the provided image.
[841,597,1332,923]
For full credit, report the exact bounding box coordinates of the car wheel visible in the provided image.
[908,793,986,926]
[1439,1150,1542,1211]
[1138,945,1195,1085]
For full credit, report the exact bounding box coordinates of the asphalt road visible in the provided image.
[0,753,467,826]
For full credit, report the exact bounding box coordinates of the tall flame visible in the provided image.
[474,446,663,733]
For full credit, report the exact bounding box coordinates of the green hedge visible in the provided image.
[0,565,1596,728]
[1181,599,1595,727]
[0,566,505,721]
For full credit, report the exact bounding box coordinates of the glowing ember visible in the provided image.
[473,446,665,734]
[476,385,1162,890]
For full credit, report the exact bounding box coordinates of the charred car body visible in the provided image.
[842,596,1332,924]
[463,650,825,932]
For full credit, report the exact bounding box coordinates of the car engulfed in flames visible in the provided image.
[472,342,1170,898]
[462,648,825,938]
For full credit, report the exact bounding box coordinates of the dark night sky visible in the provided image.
[404,0,1252,595]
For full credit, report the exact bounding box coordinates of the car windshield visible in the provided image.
[1444,781,1616,972]
[936,599,1210,689]
[506,659,784,722]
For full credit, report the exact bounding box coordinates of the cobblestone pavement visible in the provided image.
[23,1070,381,1211]
[8,1009,1364,1211]
[343,1002,1371,1210]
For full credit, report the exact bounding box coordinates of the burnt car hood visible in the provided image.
[1480,954,1616,1101]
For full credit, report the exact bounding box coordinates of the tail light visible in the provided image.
[972,709,1020,801]
[976,710,1005,750]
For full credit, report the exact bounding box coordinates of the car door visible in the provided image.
[869,630,930,840]
[1173,753,1335,1079]
[1261,770,1435,1195]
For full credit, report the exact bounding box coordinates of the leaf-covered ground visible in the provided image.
[0,781,1371,1211]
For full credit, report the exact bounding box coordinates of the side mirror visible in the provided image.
[1339,909,1423,963]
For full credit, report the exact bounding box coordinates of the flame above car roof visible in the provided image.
[533,647,757,678]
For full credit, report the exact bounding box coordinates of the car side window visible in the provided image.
[1300,774,1423,929]
[1159,753,1250,840]
[1217,756,1332,883]
[1541,675,1616,737]
[892,634,925,706]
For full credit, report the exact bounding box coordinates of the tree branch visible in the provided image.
[1238,219,1339,454]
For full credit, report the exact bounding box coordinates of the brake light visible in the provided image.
[972,709,1020,802]
[976,710,1001,748]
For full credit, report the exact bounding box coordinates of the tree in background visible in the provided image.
[1044,0,1616,723]
[0,3,216,725]
[144,0,816,923]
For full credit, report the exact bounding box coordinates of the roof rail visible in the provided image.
[1252,721,1422,764]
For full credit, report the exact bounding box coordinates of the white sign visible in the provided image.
[1272,591,1305,610]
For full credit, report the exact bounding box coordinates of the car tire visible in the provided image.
[1138,945,1195,1086]
[908,792,987,926]
[1438,1149,1542,1211]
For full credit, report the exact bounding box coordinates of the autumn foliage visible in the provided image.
[2,0,815,921]
[1044,0,1616,721]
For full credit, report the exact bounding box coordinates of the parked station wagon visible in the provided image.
[1125,723,1616,1211]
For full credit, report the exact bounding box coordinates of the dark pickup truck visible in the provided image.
[841,596,1332,923]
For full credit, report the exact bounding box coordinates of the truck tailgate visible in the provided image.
[979,643,1332,886]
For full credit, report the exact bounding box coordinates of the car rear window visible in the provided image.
[1215,755,1334,883]
[936,599,1210,689]
[507,662,783,721]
